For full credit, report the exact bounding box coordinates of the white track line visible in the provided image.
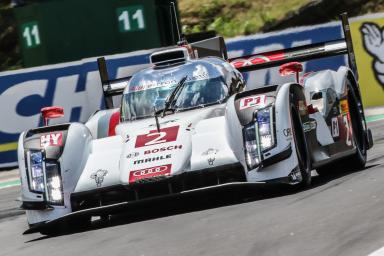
[368,246,384,256]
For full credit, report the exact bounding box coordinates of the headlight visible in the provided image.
[28,150,45,193]
[45,162,64,205]
[242,105,275,171]
[256,106,275,151]
[27,150,64,205]
[243,122,262,170]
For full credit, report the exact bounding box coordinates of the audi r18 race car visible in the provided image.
[18,14,373,234]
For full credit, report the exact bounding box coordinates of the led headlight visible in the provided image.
[256,106,275,151]
[27,150,64,205]
[28,150,45,193]
[243,122,262,170]
[243,105,276,171]
[45,162,63,205]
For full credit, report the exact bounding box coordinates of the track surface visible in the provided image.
[1,120,384,256]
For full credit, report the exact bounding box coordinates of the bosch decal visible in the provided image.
[144,145,183,155]
[129,164,172,183]
[90,169,108,187]
[40,133,63,147]
[135,126,179,148]
[239,95,266,110]
[133,154,172,165]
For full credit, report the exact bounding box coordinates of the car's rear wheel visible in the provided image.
[291,105,311,188]
[343,83,367,170]
[316,81,367,175]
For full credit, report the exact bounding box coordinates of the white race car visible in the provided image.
[18,14,373,234]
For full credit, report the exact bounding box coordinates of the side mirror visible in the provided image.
[279,62,303,83]
[41,106,64,126]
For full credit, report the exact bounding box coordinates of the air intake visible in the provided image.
[150,47,190,67]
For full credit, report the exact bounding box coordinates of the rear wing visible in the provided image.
[229,13,358,79]
[97,57,133,109]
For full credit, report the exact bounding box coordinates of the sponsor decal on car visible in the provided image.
[331,117,340,137]
[126,152,140,159]
[303,121,317,133]
[129,164,172,183]
[298,100,308,116]
[144,145,182,155]
[283,128,292,137]
[230,51,285,68]
[340,99,349,114]
[129,79,177,92]
[202,148,219,166]
[283,128,292,140]
[133,154,172,165]
[40,132,63,147]
[342,113,353,146]
[90,169,108,187]
[135,126,179,148]
[239,95,266,110]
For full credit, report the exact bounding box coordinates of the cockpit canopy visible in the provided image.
[121,57,243,121]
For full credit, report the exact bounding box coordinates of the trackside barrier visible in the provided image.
[0,13,383,167]
[349,13,384,107]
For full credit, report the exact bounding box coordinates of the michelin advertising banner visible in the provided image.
[350,13,384,107]
[0,14,380,167]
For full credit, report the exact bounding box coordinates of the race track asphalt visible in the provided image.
[1,120,384,256]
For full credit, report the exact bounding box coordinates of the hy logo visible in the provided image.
[90,169,108,187]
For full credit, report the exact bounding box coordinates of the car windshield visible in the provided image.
[121,76,228,121]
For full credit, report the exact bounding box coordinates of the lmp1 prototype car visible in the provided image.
[19,14,373,234]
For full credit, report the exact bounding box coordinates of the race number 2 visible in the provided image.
[135,126,179,148]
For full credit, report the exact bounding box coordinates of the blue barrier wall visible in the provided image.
[0,22,344,167]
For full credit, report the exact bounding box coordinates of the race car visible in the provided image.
[18,13,373,234]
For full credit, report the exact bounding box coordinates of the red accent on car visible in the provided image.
[230,51,285,68]
[108,110,120,136]
[135,126,179,148]
[239,95,266,110]
[299,72,314,85]
[129,164,172,183]
[307,104,319,114]
[40,132,63,147]
[279,62,303,83]
[41,106,64,126]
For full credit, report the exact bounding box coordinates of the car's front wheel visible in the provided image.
[290,105,312,188]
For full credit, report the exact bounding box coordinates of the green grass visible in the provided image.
[179,0,384,37]
[179,0,312,37]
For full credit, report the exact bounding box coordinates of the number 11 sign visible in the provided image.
[116,5,146,33]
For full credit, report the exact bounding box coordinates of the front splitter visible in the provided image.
[24,181,268,235]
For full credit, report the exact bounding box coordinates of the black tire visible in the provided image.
[343,83,367,170]
[316,81,367,175]
[291,105,312,188]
